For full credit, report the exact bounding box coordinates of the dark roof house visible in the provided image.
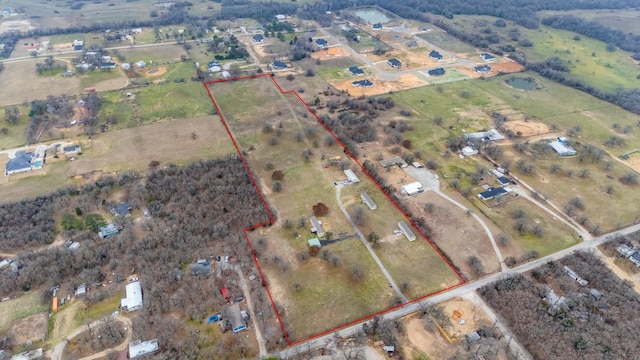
[478,187,507,200]
[315,38,328,47]
[428,67,445,76]
[372,23,383,30]
[351,79,373,87]
[429,50,443,60]
[252,34,264,43]
[387,58,401,68]
[112,202,132,217]
[480,53,496,62]
[100,62,117,69]
[406,40,418,48]
[63,145,81,155]
[474,64,491,74]
[99,224,120,239]
[348,66,364,76]
[271,61,287,70]
[5,151,39,176]
[496,176,510,186]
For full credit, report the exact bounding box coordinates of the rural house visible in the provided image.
[478,187,507,200]
[310,216,325,237]
[480,53,496,62]
[98,224,119,239]
[208,61,221,72]
[474,64,491,74]
[464,129,505,141]
[406,40,418,48]
[398,221,416,241]
[75,283,87,297]
[315,38,328,48]
[252,34,264,43]
[387,58,401,68]
[129,339,159,359]
[111,202,132,217]
[271,61,287,70]
[63,145,81,155]
[429,50,443,61]
[351,79,373,87]
[73,39,84,51]
[496,176,510,186]
[5,151,44,176]
[344,169,360,183]
[380,157,407,168]
[229,303,247,333]
[348,66,364,76]
[121,281,144,312]
[428,67,445,76]
[361,192,377,210]
[372,23,383,30]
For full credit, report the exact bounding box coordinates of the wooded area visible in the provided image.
[0,157,282,357]
[479,251,640,359]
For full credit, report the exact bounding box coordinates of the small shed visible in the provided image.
[221,287,230,300]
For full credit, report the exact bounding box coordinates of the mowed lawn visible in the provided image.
[0,292,48,331]
[208,76,459,341]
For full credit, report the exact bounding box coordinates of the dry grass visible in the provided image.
[0,60,79,106]
[11,312,48,345]
[0,292,48,331]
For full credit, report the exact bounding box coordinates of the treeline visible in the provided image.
[542,15,640,54]
[509,53,640,115]
[479,251,640,359]
[301,0,639,29]
[0,157,278,355]
[217,0,298,22]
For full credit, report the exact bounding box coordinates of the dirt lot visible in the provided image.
[457,60,525,79]
[0,60,80,106]
[503,120,550,137]
[51,300,82,343]
[10,312,48,345]
[405,297,496,359]
[146,66,167,77]
[331,73,426,96]
[624,153,640,173]
[67,116,235,176]
[310,46,350,61]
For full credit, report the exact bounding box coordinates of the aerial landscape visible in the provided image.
[0,0,640,359]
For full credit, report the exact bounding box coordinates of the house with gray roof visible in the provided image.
[5,151,43,176]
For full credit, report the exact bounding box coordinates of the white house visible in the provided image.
[401,182,423,196]
[129,339,159,359]
[344,169,360,184]
[121,281,143,312]
[398,221,416,241]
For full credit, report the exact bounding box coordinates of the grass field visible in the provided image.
[418,30,478,55]
[431,14,640,92]
[208,76,461,341]
[0,292,48,331]
[539,9,640,35]
[0,116,234,203]
[0,60,80,106]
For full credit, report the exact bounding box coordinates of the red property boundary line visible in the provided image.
[203,74,466,346]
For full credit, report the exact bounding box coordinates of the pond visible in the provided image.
[506,77,540,91]
[353,9,391,24]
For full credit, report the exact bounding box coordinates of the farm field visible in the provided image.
[0,116,234,203]
[0,291,48,331]
[539,9,640,35]
[0,60,80,106]
[206,75,462,342]
[431,14,640,92]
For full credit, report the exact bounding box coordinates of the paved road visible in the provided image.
[275,223,640,358]
[335,184,407,303]
[403,167,507,271]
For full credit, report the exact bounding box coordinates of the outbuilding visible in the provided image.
[361,192,377,210]
[402,182,423,196]
[549,140,577,157]
[344,169,360,183]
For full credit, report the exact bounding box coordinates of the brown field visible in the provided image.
[0,116,235,202]
[0,20,34,34]
[93,76,129,92]
[11,312,48,345]
[332,73,426,96]
[503,120,550,137]
[66,116,234,175]
[310,46,350,61]
[0,60,80,106]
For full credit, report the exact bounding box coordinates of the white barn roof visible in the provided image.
[398,221,416,241]
[402,182,423,196]
[129,339,158,358]
[121,281,143,311]
[550,140,576,156]
[344,169,360,183]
